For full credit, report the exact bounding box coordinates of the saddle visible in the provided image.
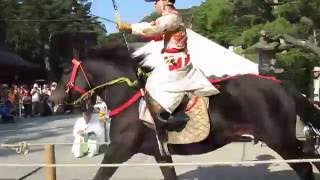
[139,94,211,145]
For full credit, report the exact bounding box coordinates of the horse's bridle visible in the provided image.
[53,59,92,111]
[65,59,92,95]
[63,58,144,117]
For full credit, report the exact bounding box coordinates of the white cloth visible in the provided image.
[132,29,260,111]
[133,29,258,77]
[314,78,320,101]
[139,99,154,125]
[132,12,219,113]
[31,88,41,102]
[94,101,111,144]
[72,134,99,158]
[146,66,219,113]
[71,114,105,157]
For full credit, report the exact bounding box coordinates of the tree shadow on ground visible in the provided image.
[0,114,79,157]
[178,154,320,180]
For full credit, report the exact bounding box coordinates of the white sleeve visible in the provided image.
[131,14,181,36]
[73,119,82,137]
[87,114,104,136]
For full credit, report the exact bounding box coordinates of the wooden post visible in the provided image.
[45,144,56,180]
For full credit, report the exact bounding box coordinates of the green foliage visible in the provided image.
[233,0,274,23]
[237,17,298,47]
[0,0,107,63]
[276,48,318,93]
[192,0,275,46]
[240,24,264,47]
[194,0,235,37]
[277,2,300,23]
[263,17,298,36]
[277,49,313,67]
[298,0,320,28]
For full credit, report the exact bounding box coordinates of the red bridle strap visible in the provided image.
[109,91,142,118]
[66,59,87,94]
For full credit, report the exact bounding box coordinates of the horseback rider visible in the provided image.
[117,0,219,125]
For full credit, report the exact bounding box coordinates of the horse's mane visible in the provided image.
[85,41,144,68]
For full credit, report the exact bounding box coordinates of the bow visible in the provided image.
[110,0,130,51]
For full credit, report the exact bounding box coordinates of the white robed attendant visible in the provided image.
[72,108,104,158]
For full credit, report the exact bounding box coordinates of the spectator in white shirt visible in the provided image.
[31,83,41,116]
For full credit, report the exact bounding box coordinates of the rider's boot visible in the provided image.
[144,92,189,156]
[145,93,189,127]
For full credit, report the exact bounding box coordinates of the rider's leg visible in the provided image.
[145,92,189,125]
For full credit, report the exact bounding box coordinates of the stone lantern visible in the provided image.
[247,30,285,75]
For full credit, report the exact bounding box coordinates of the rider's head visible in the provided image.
[81,103,93,123]
[145,0,175,14]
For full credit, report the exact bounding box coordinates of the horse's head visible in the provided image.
[49,59,93,114]
[50,42,148,114]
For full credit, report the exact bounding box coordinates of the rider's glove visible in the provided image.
[117,22,132,31]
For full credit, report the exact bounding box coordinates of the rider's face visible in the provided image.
[314,71,320,78]
[154,0,165,14]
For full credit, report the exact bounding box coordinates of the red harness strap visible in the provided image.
[109,91,142,118]
[72,86,86,94]
[142,35,163,41]
[209,73,281,84]
[69,59,81,85]
[161,48,186,53]
[66,59,87,94]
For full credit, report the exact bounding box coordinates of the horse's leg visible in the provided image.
[139,126,178,180]
[253,108,313,179]
[154,155,178,180]
[93,119,143,180]
[138,124,178,180]
[93,142,135,180]
[265,137,315,180]
[300,126,320,173]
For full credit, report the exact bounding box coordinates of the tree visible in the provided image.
[0,0,107,64]
[192,0,277,46]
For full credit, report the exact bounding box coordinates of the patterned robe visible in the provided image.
[132,11,219,113]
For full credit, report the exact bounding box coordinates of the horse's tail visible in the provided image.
[283,81,320,129]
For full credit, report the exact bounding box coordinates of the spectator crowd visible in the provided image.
[0,82,57,123]
[1,81,111,159]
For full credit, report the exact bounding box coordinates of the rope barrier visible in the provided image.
[0,142,29,154]
[0,142,110,154]
[1,141,320,169]
[0,142,109,146]
[1,158,320,167]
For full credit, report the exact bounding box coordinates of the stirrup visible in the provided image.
[157,111,190,124]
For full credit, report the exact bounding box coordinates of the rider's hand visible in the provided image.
[150,21,156,26]
[117,22,132,31]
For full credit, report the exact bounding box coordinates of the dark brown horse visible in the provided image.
[50,43,320,180]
